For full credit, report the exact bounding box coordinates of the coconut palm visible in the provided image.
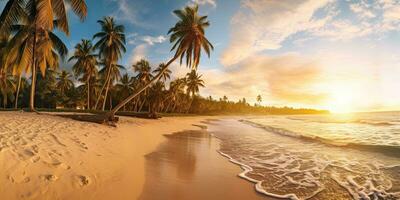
[0,0,87,36]
[153,63,171,82]
[132,59,153,112]
[107,5,213,121]
[14,75,27,108]
[69,39,98,109]
[164,78,186,113]
[148,81,165,117]
[35,68,57,108]
[115,73,133,111]
[256,94,262,106]
[133,59,153,83]
[2,0,86,111]
[98,60,124,110]
[7,22,66,110]
[93,16,126,111]
[185,70,204,112]
[0,68,15,108]
[56,70,74,99]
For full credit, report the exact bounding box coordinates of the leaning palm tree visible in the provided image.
[153,63,171,82]
[106,5,213,122]
[69,39,98,109]
[93,17,126,111]
[56,70,74,99]
[185,69,204,112]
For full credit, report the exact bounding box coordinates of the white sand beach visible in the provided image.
[0,112,214,200]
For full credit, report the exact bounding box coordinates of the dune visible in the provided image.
[0,111,208,200]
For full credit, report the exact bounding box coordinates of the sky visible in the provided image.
[2,0,400,112]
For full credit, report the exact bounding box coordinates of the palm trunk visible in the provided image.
[29,65,36,111]
[138,98,146,112]
[109,94,112,111]
[94,81,105,110]
[187,96,194,114]
[29,30,37,112]
[14,74,22,109]
[133,98,139,112]
[94,63,112,110]
[86,77,90,110]
[172,101,177,113]
[106,56,178,121]
[102,75,111,111]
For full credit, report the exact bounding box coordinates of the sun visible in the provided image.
[325,84,357,113]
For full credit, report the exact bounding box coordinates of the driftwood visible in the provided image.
[115,112,162,119]
[56,111,162,127]
[57,114,119,126]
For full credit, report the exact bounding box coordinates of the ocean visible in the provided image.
[207,112,400,200]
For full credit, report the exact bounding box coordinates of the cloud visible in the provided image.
[127,35,167,65]
[200,54,328,106]
[127,33,167,45]
[190,0,217,8]
[349,2,376,19]
[141,35,167,45]
[221,0,400,66]
[126,33,139,45]
[380,0,400,30]
[109,0,151,28]
[129,44,148,64]
[221,0,331,66]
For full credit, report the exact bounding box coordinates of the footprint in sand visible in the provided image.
[40,174,58,182]
[8,172,30,184]
[30,156,40,163]
[76,175,90,187]
[57,162,71,170]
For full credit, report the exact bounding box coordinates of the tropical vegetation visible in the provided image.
[0,2,328,123]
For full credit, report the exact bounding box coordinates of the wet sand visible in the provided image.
[138,124,271,200]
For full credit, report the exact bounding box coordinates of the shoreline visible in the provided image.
[138,121,268,200]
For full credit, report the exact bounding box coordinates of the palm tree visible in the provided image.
[148,81,165,117]
[256,95,262,106]
[185,70,204,112]
[165,78,186,113]
[133,59,153,83]
[69,39,98,109]
[98,60,124,110]
[0,0,87,36]
[132,59,153,112]
[56,70,74,99]
[93,16,126,111]
[106,5,213,121]
[14,75,27,108]
[0,35,17,108]
[115,73,133,111]
[9,20,67,111]
[1,0,87,111]
[35,68,57,108]
[153,63,171,82]
[0,68,15,108]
